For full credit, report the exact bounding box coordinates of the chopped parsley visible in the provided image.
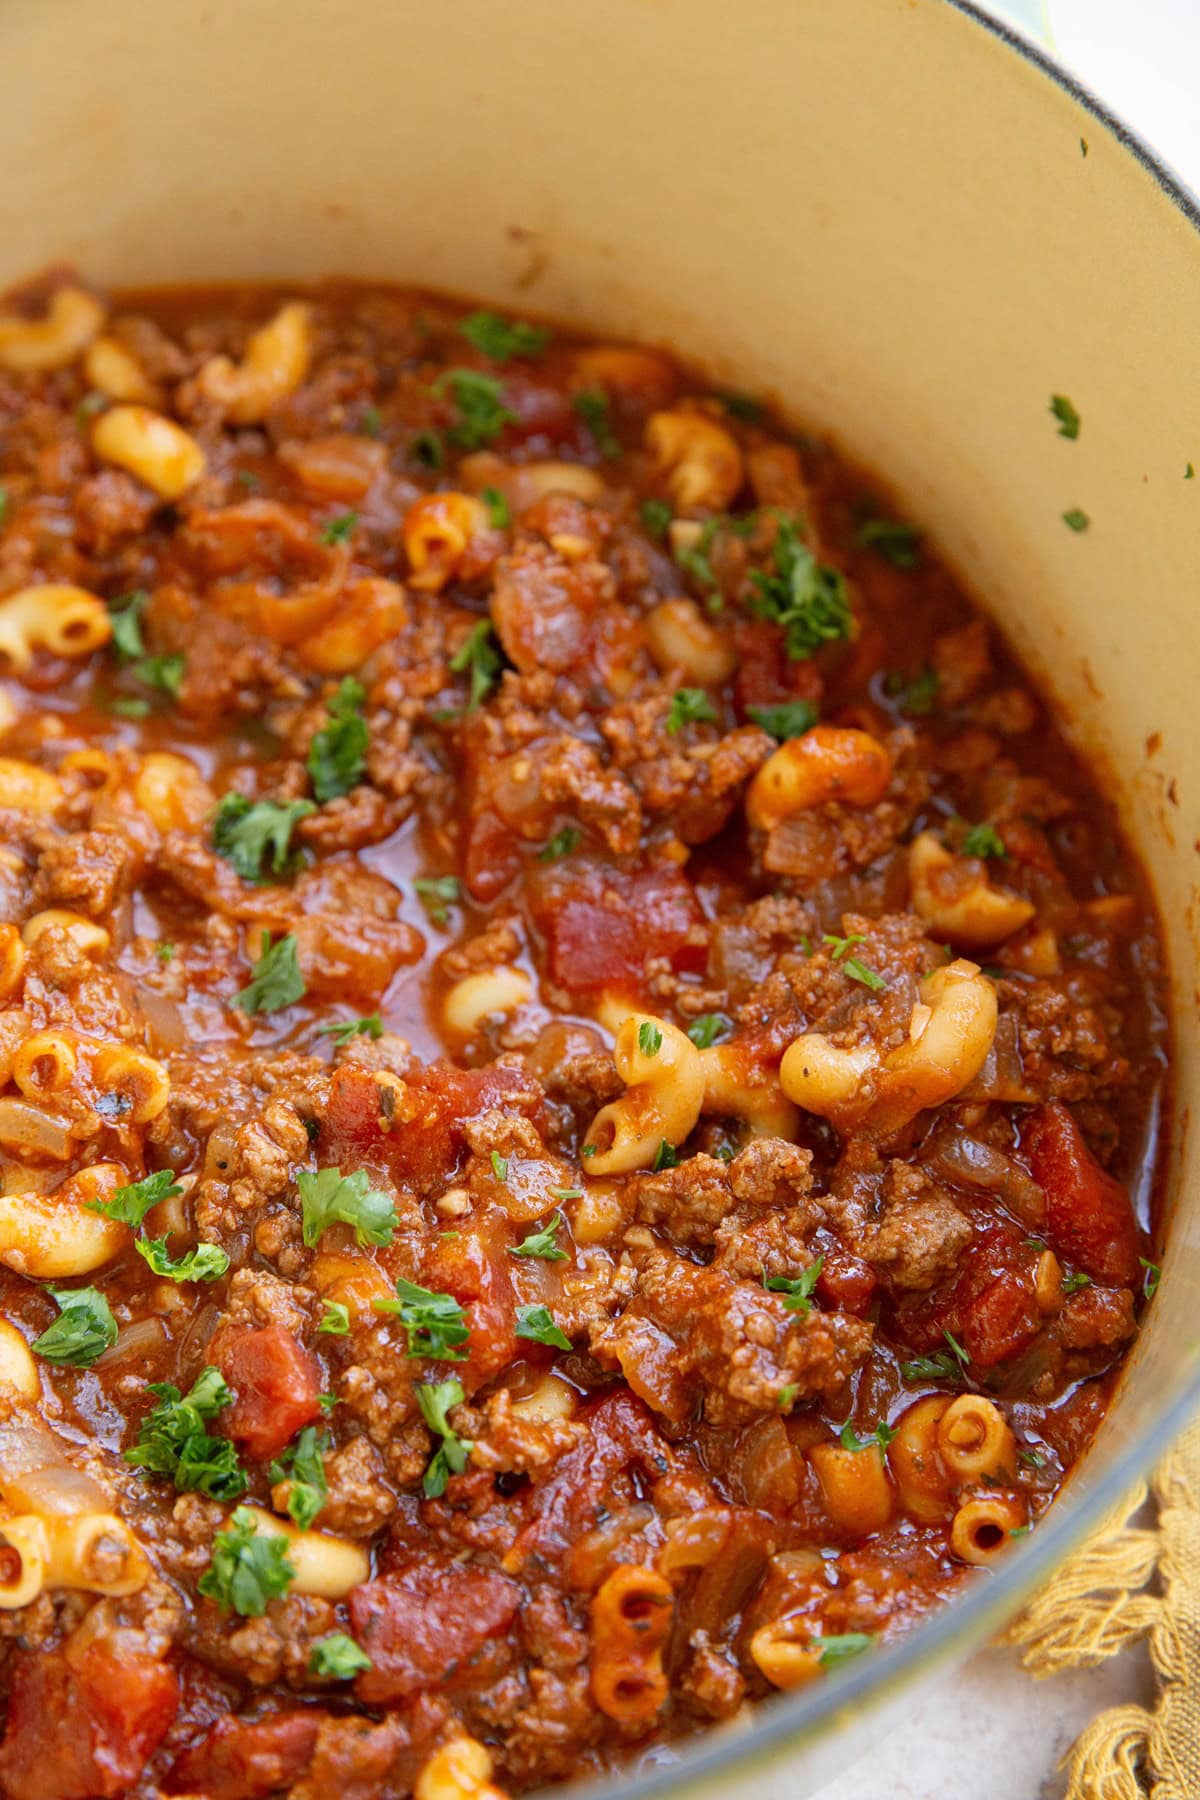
[1187,464,1195,481]
[652,1139,679,1172]
[960,822,1008,860]
[318,1012,383,1046]
[717,390,764,422]
[310,1633,372,1679]
[307,676,369,803]
[198,1507,295,1616]
[515,1304,571,1351]
[416,1379,473,1498]
[573,388,619,459]
[233,931,306,1014]
[1062,507,1090,532]
[1141,1257,1161,1300]
[509,1213,569,1261]
[320,510,359,545]
[414,874,461,926]
[1019,1447,1048,1471]
[666,687,717,734]
[460,310,550,362]
[640,498,673,539]
[0,486,7,524]
[411,428,445,469]
[359,404,383,438]
[155,941,176,963]
[31,1285,117,1366]
[212,795,315,883]
[298,1165,397,1249]
[764,1256,824,1315]
[108,588,150,658]
[319,1300,351,1335]
[747,699,819,740]
[886,666,939,716]
[778,1384,799,1411]
[816,1632,874,1669]
[481,485,511,528]
[839,1418,898,1453]
[1062,1270,1092,1295]
[87,1167,181,1228]
[855,515,921,569]
[374,1277,470,1360]
[127,1367,246,1500]
[449,619,503,710]
[491,1150,509,1181]
[1049,394,1081,440]
[686,1013,729,1049]
[673,516,720,590]
[110,696,152,719]
[823,932,887,993]
[538,824,581,862]
[638,1021,663,1057]
[749,517,853,660]
[434,369,516,449]
[901,1328,971,1385]
[134,1237,230,1283]
[550,1186,583,1202]
[270,1425,328,1530]
[133,652,185,699]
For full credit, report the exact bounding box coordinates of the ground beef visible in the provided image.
[29,827,132,917]
[830,1153,974,1293]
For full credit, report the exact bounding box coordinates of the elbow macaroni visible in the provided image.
[0,287,105,372]
[443,966,532,1039]
[808,1440,895,1534]
[0,585,111,674]
[0,1320,38,1403]
[92,405,207,501]
[590,1563,674,1725]
[699,1041,800,1139]
[0,1162,129,1277]
[908,831,1036,949]
[23,910,111,960]
[0,1510,149,1608]
[195,301,313,423]
[746,726,892,831]
[83,335,159,405]
[403,492,490,592]
[643,598,736,686]
[415,1736,507,1800]
[234,1506,369,1598]
[585,1013,705,1175]
[644,410,744,512]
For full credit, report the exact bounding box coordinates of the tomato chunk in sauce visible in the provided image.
[0,275,1166,1799]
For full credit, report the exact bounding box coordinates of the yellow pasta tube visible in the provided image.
[0,1163,128,1277]
[809,1441,895,1534]
[92,405,206,501]
[585,1014,705,1175]
[236,1506,369,1598]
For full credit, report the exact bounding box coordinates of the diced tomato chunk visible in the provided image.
[211,1323,323,1462]
[323,1062,540,1195]
[424,1216,519,1382]
[166,1709,323,1799]
[0,1642,179,1800]
[349,1559,521,1705]
[959,1269,1041,1368]
[733,619,824,717]
[815,1251,877,1315]
[529,860,705,998]
[1023,1102,1141,1287]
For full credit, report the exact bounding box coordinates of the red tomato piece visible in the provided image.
[349,1559,521,1705]
[529,860,705,998]
[0,1642,179,1800]
[958,1268,1042,1368]
[733,619,824,717]
[1023,1101,1141,1287]
[166,1709,323,1799]
[211,1323,322,1462]
[815,1251,877,1315]
[324,1062,540,1195]
[424,1217,519,1383]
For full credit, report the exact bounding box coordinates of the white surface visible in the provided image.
[810,5,1194,1795]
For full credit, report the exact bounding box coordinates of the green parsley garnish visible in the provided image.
[686,1013,729,1049]
[317,1391,338,1412]
[310,1633,372,1679]
[640,498,673,539]
[318,1012,383,1046]
[319,1300,351,1335]
[434,369,516,449]
[855,516,921,569]
[764,1256,824,1315]
[414,874,461,925]
[373,1277,469,1360]
[749,517,852,660]
[901,1328,971,1385]
[509,1213,569,1261]
[126,1366,246,1499]
[460,310,550,362]
[1019,1447,1048,1471]
[839,1418,898,1453]
[233,931,306,1014]
[515,1304,571,1351]
[198,1507,295,1616]
[573,388,619,458]
[1062,507,1090,532]
[155,941,176,963]
[652,1140,679,1172]
[416,1379,473,1498]
[450,619,503,710]
[108,588,150,659]
[298,1165,397,1249]
[1049,394,1081,440]
[411,428,445,469]
[638,1021,663,1057]
[270,1425,328,1530]
[823,932,887,992]
[778,1384,799,1411]
[747,700,818,740]
[538,824,581,862]
[359,405,383,438]
[31,1286,117,1366]
[308,676,369,803]
[1140,1257,1161,1300]
[673,516,720,590]
[320,510,359,545]
[481,485,511,529]
[134,1237,230,1283]
[213,795,314,883]
[550,1186,583,1202]
[666,687,717,735]
[110,696,152,719]
[886,667,939,717]
[1062,1270,1092,1295]
[87,1167,182,1228]
[816,1632,874,1669]
[960,822,1008,860]
[491,1150,509,1181]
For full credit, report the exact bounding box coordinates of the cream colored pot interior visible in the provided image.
[3,0,1199,1788]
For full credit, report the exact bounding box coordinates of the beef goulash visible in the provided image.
[0,275,1167,1798]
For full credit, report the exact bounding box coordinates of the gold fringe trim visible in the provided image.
[1000,1417,1200,1800]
